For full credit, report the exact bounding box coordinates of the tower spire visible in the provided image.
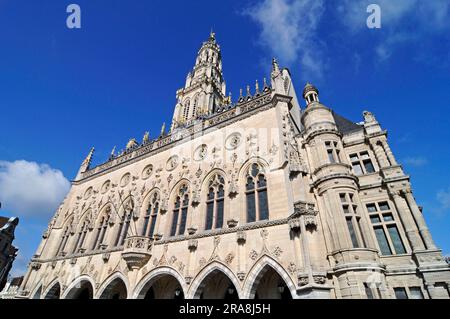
[75,147,94,180]
[170,31,230,131]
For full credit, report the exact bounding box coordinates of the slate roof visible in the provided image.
[332,112,363,135]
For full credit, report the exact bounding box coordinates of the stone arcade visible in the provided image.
[18,32,450,299]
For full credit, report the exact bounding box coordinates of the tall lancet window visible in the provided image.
[205,174,225,230]
[73,219,89,253]
[56,222,71,256]
[93,208,110,250]
[170,184,189,236]
[192,95,199,117]
[115,200,134,246]
[246,163,269,223]
[183,99,190,121]
[142,192,160,238]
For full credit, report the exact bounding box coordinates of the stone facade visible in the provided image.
[18,33,450,299]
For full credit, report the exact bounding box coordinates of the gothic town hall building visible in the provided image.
[19,33,450,299]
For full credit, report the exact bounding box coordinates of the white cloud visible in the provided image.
[403,156,428,167]
[0,160,70,219]
[243,0,326,78]
[437,188,450,211]
[337,0,450,61]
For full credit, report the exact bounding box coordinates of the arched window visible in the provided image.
[246,163,269,223]
[170,184,189,237]
[92,208,111,250]
[56,223,71,256]
[205,174,225,230]
[183,100,190,120]
[115,200,134,246]
[73,219,89,253]
[142,192,160,238]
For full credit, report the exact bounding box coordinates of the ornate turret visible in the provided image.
[75,147,94,180]
[302,83,319,105]
[170,32,231,131]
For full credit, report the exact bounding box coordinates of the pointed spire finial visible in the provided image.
[110,146,116,157]
[255,80,260,93]
[239,88,243,98]
[272,57,280,73]
[143,131,150,144]
[82,147,95,166]
[246,85,251,96]
[263,77,268,89]
[160,122,166,136]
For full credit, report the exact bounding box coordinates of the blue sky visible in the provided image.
[0,0,449,277]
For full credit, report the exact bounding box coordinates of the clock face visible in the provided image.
[166,155,179,171]
[120,173,131,187]
[226,133,242,150]
[142,164,153,180]
[194,144,208,161]
[101,180,111,194]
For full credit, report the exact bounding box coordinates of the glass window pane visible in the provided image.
[350,154,359,162]
[364,160,375,173]
[258,189,269,220]
[340,194,346,203]
[361,152,370,160]
[387,225,406,254]
[205,202,214,230]
[178,207,188,235]
[353,163,363,175]
[367,204,377,213]
[370,215,381,224]
[343,205,350,214]
[409,287,424,299]
[374,226,392,255]
[364,283,374,299]
[346,218,360,248]
[383,214,394,222]
[246,192,256,223]
[215,199,224,229]
[328,150,335,163]
[246,177,255,191]
[170,210,179,236]
[379,202,390,211]
[142,217,150,236]
[257,175,267,188]
[149,215,157,238]
[394,288,408,299]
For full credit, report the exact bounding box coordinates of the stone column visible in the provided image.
[403,190,437,250]
[381,141,398,166]
[299,217,314,284]
[236,231,246,277]
[390,191,425,251]
[288,219,304,275]
[371,140,390,168]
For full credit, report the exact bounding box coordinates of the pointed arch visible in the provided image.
[133,267,186,299]
[114,195,135,247]
[96,272,129,299]
[140,188,162,238]
[72,208,92,254]
[61,275,96,299]
[237,157,270,180]
[242,255,297,299]
[169,180,191,237]
[91,203,113,250]
[202,171,226,231]
[187,261,242,299]
[43,279,61,299]
[30,282,43,299]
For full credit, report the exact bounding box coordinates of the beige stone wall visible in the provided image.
[17,70,450,300]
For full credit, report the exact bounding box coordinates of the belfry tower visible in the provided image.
[170,32,231,131]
